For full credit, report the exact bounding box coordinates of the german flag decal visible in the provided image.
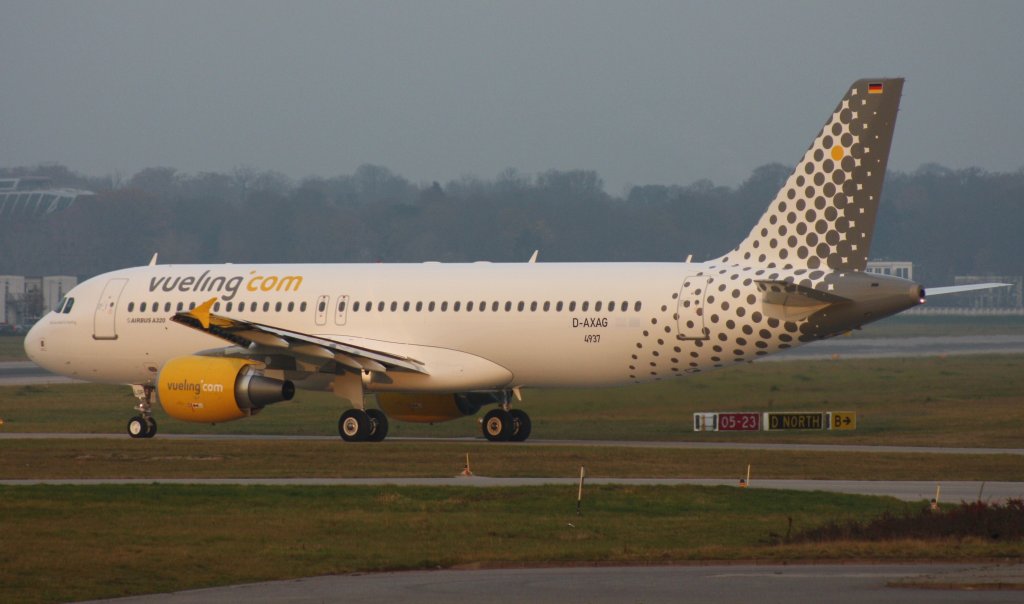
[868,82,884,94]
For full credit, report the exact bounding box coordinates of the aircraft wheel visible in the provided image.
[509,409,532,442]
[127,416,149,439]
[143,417,158,439]
[339,409,371,442]
[482,409,513,442]
[366,409,389,442]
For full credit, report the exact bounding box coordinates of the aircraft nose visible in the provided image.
[23,320,47,365]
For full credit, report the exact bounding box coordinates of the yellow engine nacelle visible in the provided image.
[157,356,295,423]
[376,392,487,423]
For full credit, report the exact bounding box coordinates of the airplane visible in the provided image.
[23,78,1006,442]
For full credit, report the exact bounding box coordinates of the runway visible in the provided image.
[4,431,1024,457]
[88,564,1024,603]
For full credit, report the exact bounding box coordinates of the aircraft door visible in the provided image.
[334,295,349,326]
[315,294,329,326]
[676,276,711,340]
[93,278,128,340]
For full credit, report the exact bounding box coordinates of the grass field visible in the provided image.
[3,439,1023,481]
[3,484,1020,603]
[3,355,1022,447]
[0,336,26,361]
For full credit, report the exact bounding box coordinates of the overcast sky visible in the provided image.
[3,1,1023,194]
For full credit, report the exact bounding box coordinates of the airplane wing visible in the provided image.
[170,298,427,374]
[925,283,1011,296]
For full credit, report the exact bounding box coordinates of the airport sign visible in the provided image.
[765,412,825,430]
[717,412,761,431]
[829,412,857,430]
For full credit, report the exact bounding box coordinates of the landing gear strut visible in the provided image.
[338,408,389,442]
[128,385,157,439]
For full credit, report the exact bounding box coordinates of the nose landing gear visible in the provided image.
[127,385,158,439]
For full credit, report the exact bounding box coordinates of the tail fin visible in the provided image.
[719,78,904,271]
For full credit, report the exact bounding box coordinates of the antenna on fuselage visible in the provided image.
[528,250,539,263]
[148,252,159,266]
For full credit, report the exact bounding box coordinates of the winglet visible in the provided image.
[188,297,218,329]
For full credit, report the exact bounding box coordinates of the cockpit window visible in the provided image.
[55,296,75,314]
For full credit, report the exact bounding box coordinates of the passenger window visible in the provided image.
[288,302,295,312]
[466,301,474,312]
[140,302,148,312]
[300,302,307,312]
[582,301,589,311]
[530,301,537,311]
[491,301,499,312]
[595,301,602,312]
[177,302,184,312]
[416,301,423,311]
[429,301,436,312]
[608,301,616,312]
[441,301,448,311]
[454,301,461,312]
[226,302,233,312]
[275,302,282,312]
[128,302,135,312]
[403,301,410,311]
[543,301,550,311]
[214,302,221,312]
[517,301,525,312]
[569,301,577,311]
[318,300,326,312]
[354,301,361,312]
[504,301,512,312]
[189,302,196,310]
[556,301,563,312]
[377,302,385,312]
[390,301,397,312]
[339,300,347,312]
[153,302,159,312]
[634,301,642,312]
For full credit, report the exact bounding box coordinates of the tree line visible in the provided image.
[1,162,1021,287]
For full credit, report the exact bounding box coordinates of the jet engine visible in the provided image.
[157,356,295,423]
[377,392,495,423]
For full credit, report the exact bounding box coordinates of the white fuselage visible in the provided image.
[25,259,815,392]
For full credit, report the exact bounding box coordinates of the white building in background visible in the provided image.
[0,275,78,327]
[1,275,27,326]
[42,276,77,314]
[866,260,913,281]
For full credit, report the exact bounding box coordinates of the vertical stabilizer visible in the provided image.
[719,78,903,271]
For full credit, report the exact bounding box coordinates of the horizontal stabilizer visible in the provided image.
[926,283,1011,296]
[757,280,850,321]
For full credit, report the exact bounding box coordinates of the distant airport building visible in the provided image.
[865,260,913,281]
[0,177,95,218]
[1,275,77,328]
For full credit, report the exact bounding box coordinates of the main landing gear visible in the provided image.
[127,385,158,439]
[482,407,532,442]
[338,408,389,442]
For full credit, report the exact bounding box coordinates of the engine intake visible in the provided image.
[157,356,294,423]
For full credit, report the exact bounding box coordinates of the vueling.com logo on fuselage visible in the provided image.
[148,270,303,301]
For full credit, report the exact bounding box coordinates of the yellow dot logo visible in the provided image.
[831,145,845,161]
